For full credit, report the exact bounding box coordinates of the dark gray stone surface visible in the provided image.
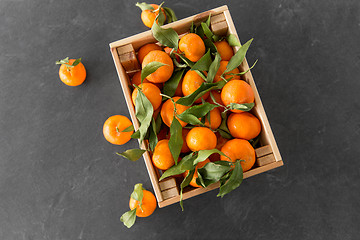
[1,0,360,239]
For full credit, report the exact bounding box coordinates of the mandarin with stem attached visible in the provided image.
[179,33,206,62]
[221,80,255,113]
[152,139,175,170]
[58,58,86,86]
[182,70,209,103]
[140,4,166,28]
[220,139,255,172]
[160,96,190,127]
[103,115,133,145]
[132,83,162,111]
[129,189,157,217]
[142,50,174,83]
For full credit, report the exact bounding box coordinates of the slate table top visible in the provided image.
[1,0,360,239]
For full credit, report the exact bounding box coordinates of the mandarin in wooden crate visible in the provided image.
[110,5,283,208]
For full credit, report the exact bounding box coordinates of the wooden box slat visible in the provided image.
[110,5,283,208]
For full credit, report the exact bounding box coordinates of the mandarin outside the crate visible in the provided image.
[213,60,240,83]
[137,43,162,64]
[182,70,209,103]
[207,90,225,112]
[129,189,157,217]
[152,139,175,170]
[214,40,234,61]
[209,133,228,162]
[142,50,174,83]
[140,4,166,28]
[186,127,217,152]
[131,83,162,111]
[58,59,86,86]
[220,139,256,172]
[103,115,133,145]
[161,96,190,127]
[221,80,255,113]
[179,33,206,62]
[183,159,211,188]
[227,112,261,140]
[204,107,222,130]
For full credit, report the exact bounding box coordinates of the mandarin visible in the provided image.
[220,139,255,172]
[160,96,190,127]
[182,70,209,103]
[152,139,175,170]
[221,80,255,113]
[186,127,217,152]
[227,112,261,140]
[214,40,234,61]
[58,59,86,86]
[132,83,162,111]
[129,189,157,217]
[142,50,174,83]
[179,33,206,62]
[103,115,133,145]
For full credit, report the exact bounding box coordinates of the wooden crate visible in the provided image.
[109,5,283,208]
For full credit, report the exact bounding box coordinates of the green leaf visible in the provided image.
[130,183,144,202]
[135,2,154,11]
[175,53,194,67]
[197,161,232,187]
[191,49,212,71]
[195,24,204,39]
[134,88,154,142]
[177,113,204,126]
[217,160,243,197]
[72,58,82,67]
[168,117,183,165]
[116,149,146,161]
[141,61,167,83]
[227,102,255,112]
[212,35,223,42]
[55,57,74,67]
[203,38,217,54]
[131,130,140,139]
[180,169,195,211]
[207,52,221,83]
[190,22,195,33]
[176,82,218,106]
[225,38,253,73]
[226,34,241,47]
[249,135,260,148]
[163,68,185,98]
[120,209,137,228]
[201,22,213,40]
[217,112,232,139]
[225,59,258,76]
[193,149,230,165]
[159,152,196,181]
[148,118,158,151]
[122,125,134,132]
[178,102,217,119]
[163,7,177,23]
[205,13,211,26]
[151,20,179,50]
[154,114,162,134]
[194,70,207,81]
